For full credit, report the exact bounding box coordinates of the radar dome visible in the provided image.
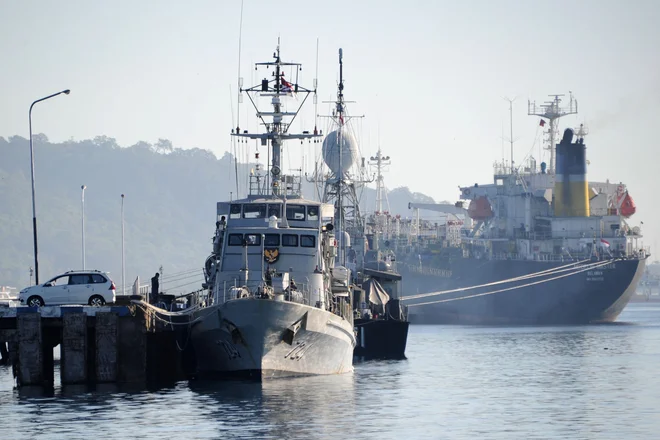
[322,128,358,174]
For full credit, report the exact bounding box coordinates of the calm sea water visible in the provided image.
[1,303,660,439]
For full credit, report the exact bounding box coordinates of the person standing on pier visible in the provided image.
[150,272,159,304]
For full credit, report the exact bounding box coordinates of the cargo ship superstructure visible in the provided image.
[398,94,648,324]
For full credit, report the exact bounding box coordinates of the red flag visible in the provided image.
[281,76,294,93]
[339,115,344,125]
[539,119,546,127]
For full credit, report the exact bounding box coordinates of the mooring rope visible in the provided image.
[406,259,618,307]
[401,258,603,301]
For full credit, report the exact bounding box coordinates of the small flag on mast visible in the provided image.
[281,75,294,94]
[539,119,546,127]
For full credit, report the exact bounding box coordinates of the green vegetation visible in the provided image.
[0,135,435,292]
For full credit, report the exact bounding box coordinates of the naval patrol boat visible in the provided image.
[191,44,355,378]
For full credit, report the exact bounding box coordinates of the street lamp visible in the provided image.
[121,194,125,297]
[29,89,70,284]
[81,185,86,269]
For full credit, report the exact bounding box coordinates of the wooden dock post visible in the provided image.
[95,312,118,383]
[16,313,43,386]
[61,312,87,384]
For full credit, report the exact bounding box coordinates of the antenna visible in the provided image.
[229,85,240,197]
[528,92,578,173]
[236,0,244,130]
[502,96,518,168]
[314,37,319,138]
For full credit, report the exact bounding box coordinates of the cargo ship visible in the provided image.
[394,94,648,324]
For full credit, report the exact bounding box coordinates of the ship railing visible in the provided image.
[215,278,315,307]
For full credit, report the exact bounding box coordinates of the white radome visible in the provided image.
[322,128,358,174]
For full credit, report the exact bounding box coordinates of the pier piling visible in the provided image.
[1,303,190,388]
[16,313,43,386]
[61,312,87,384]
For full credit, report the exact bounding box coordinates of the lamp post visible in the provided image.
[121,194,125,296]
[29,89,70,284]
[81,185,86,269]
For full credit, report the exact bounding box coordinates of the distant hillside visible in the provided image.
[0,135,437,290]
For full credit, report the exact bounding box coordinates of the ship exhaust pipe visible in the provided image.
[554,128,590,217]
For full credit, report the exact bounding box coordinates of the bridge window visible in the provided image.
[282,234,298,247]
[307,206,319,221]
[243,204,266,219]
[267,204,281,218]
[301,235,316,248]
[264,234,280,246]
[245,234,262,246]
[243,204,266,218]
[228,234,244,246]
[286,205,306,221]
[229,204,242,220]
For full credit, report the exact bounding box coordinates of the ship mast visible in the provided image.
[527,93,577,174]
[318,48,367,265]
[337,48,345,264]
[368,148,391,246]
[369,148,391,215]
[233,41,320,198]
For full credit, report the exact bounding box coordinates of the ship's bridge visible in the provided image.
[217,197,334,229]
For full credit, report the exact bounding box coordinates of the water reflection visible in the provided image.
[189,373,357,439]
[0,305,659,439]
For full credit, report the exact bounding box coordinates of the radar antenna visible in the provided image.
[232,41,320,198]
[527,92,578,173]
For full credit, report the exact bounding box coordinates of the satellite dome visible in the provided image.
[322,128,358,174]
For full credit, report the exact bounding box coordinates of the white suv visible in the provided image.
[19,270,116,307]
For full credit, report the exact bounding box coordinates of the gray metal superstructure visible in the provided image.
[192,44,355,378]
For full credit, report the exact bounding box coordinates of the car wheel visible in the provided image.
[88,295,106,307]
[27,296,45,307]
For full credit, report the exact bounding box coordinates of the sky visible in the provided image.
[1,0,659,254]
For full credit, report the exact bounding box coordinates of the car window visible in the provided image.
[48,275,69,286]
[91,274,107,284]
[69,274,92,285]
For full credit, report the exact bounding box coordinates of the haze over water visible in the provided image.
[1,303,659,439]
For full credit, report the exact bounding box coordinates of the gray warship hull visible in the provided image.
[400,257,647,325]
[191,298,355,378]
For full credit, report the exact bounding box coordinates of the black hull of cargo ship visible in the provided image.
[354,318,409,360]
[399,257,647,325]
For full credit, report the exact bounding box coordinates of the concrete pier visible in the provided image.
[61,312,87,384]
[0,304,190,388]
[95,312,118,382]
[17,313,43,386]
